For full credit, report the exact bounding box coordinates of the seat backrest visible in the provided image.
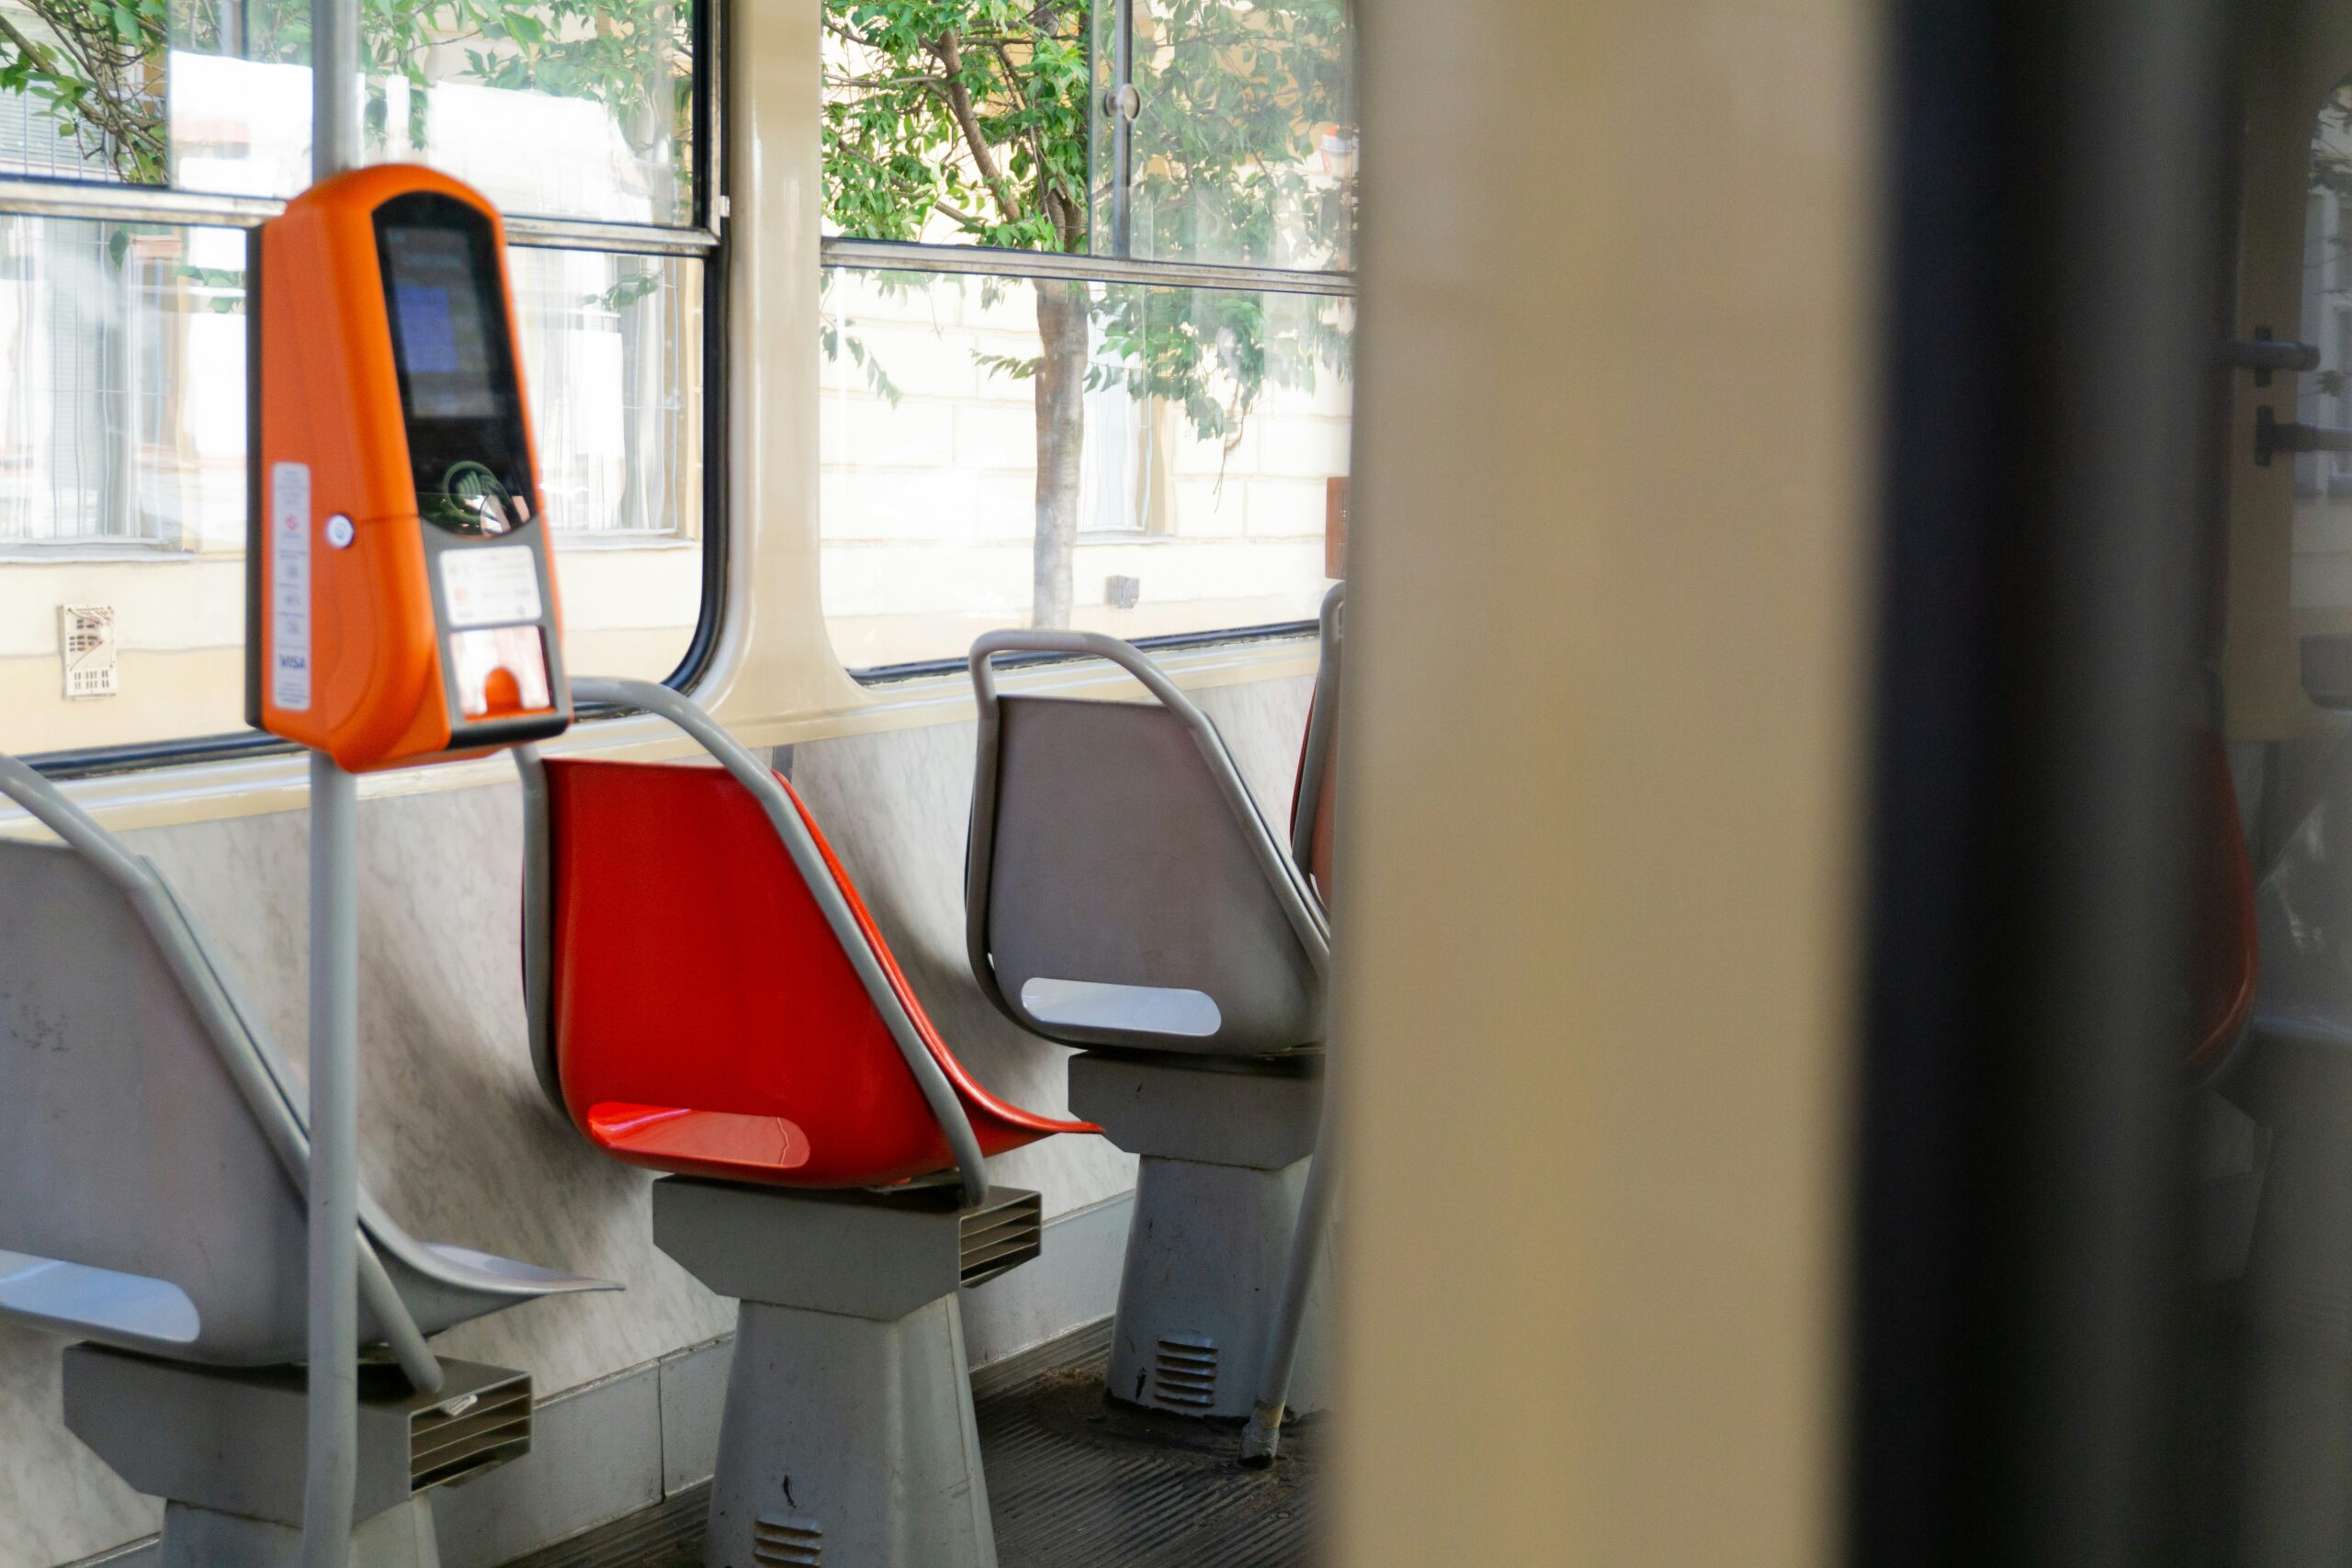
[537,756,1069,1188]
[2188,728,2256,1078]
[0,840,310,1361]
[972,677,1326,1056]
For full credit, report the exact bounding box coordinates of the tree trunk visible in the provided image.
[1032,280,1088,628]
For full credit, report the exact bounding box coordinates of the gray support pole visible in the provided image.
[1240,1100,1338,1463]
[303,6,361,1563]
[302,754,361,1568]
[312,0,359,180]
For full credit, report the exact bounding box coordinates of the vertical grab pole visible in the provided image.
[1241,1092,1339,1464]
[302,755,361,1568]
[312,0,359,175]
[301,5,360,1566]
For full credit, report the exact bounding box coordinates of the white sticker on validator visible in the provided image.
[270,461,311,712]
[440,546,544,629]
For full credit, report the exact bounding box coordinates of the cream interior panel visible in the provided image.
[1334,0,1871,1563]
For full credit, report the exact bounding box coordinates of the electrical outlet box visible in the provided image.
[60,605,119,700]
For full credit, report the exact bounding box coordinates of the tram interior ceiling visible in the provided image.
[14,0,2352,1565]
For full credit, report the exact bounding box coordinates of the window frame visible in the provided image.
[12,0,731,779]
[819,0,1356,683]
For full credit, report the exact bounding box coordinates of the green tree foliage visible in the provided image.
[822,0,1351,626]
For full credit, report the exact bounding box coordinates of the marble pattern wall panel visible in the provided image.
[0,668,1312,1567]
[1193,675,1324,831]
[0,1332,159,1568]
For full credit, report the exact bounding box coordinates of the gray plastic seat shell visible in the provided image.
[982,695,1323,1054]
[0,775,609,1371]
[966,634,1331,1057]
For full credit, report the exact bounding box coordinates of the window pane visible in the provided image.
[1101,0,1356,270]
[820,265,1349,671]
[366,2,696,226]
[2301,85,2352,702]
[0,4,696,223]
[0,225,703,757]
[821,2,1091,252]
[510,247,707,681]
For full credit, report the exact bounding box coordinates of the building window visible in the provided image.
[820,0,1355,675]
[0,0,718,766]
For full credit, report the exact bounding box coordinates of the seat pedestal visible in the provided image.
[151,1497,442,1568]
[2221,1030,2352,1562]
[1070,1051,1337,1422]
[62,1345,532,1568]
[651,1177,1045,1568]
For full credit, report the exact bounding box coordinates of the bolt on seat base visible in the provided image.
[651,1177,1045,1568]
[1069,1051,1338,1421]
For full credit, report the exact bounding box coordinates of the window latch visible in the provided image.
[1103,84,1142,122]
[2256,404,2352,466]
[2226,327,2320,386]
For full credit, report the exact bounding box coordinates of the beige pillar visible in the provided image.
[1332,2,1876,1562]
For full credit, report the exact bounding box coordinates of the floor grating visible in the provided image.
[593,1331,1321,1568]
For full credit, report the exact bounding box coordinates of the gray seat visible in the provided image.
[966,631,1331,1057]
[0,755,607,1374]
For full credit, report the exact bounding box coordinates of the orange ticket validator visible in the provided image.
[245,164,570,772]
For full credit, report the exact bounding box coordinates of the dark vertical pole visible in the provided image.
[1849,0,2228,1563]
[673,0,729,693]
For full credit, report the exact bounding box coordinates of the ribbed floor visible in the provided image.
[590,1326,1322,1568]
[980,1342,1322,1568]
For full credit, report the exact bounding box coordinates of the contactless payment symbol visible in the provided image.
[444,460,518,534]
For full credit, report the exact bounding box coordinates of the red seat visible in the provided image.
[541,758,1094,1188]
[2188,728,2256,1077]
[1290,694,1339,904]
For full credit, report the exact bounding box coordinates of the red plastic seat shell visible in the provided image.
[1291,696,1338,904]
[543,758,1093,1188]
[2187,728,2256,1076]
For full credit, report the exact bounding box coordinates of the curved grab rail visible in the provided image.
[1291,584,1346,879]
[0,754,443,1396]
[522,677,993,1209]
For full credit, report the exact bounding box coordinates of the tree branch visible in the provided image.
[927,29,1028,223]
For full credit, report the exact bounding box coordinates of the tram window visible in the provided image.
[2300,85,2352,698]
[1107,0,1356,271]
[0,4,712,764]
[820,0,1353,675]
[366,4,696,227]
[0,3,694,221]
[820,267,1349,671]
